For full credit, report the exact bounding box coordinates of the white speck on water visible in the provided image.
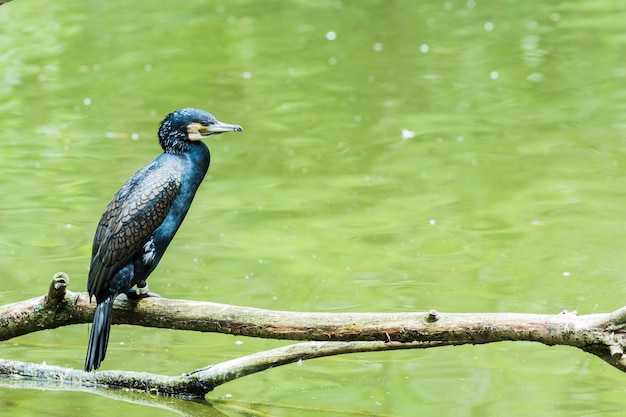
[373,42,383,51]
[131,133,139,140]
[484,22,494,31]
[329,57,337,65]
[65,224,72,229]
[242,71,252,79]
[83,98,91,106]
[526,72,544,82]
[490,71,499,79]
[563,271,571,277]
[429,219,436,225]
[402,128,416,140]
[467,0,476,8]
[297,358,303,366]
[144,64,152,72]
[235,340,243,345]
[326,31,336,41]
[456,135,464,142]
[420,44,429,53]
[346,266,351,271]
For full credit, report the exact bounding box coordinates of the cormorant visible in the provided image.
[85,108,242,372]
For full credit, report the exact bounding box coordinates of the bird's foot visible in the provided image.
[125,285,161,300]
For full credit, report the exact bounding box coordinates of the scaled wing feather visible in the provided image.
[87,163,181,299]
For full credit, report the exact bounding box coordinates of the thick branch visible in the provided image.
[2,275,626,397]
[1,288,622,352]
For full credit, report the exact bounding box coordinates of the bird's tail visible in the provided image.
[85,296,114,372]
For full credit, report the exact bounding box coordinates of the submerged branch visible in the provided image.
[0,341,443,398]
[2,274,626,397]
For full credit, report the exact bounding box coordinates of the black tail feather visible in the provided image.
[85,297,114,372]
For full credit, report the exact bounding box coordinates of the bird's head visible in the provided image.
[158,108,243,153]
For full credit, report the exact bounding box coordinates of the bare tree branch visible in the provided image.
[0,340,443,398]
[1,273,626,398]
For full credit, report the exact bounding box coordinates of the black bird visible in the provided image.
[85,108,242,372]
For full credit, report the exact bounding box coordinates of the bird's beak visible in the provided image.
[200,121,243,136]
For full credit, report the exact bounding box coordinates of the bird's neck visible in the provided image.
[188,141,211,173]
[175,141,210,177]
[165,139,207,157]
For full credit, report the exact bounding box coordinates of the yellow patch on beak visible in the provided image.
[186,122,206,141]
[187,120,243,140]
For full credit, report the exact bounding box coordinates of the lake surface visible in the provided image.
[2,0,626,415]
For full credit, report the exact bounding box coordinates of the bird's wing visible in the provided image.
[87,162,182,299]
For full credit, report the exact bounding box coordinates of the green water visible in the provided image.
[2,0,626,415]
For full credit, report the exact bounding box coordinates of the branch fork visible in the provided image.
[1,273,626,398]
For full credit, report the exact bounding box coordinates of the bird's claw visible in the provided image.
[125,287,161,299]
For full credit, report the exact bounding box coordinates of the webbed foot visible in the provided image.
[125,285,161,299]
